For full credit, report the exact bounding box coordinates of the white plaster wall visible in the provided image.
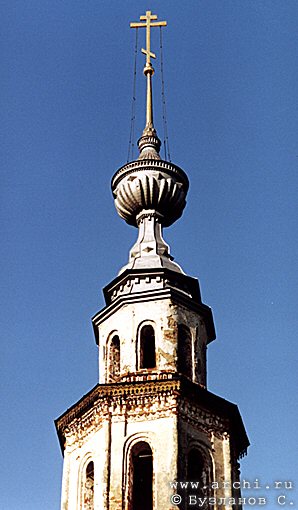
[61,425,107,510]
[61,413,179,510]
[97,299,208,385]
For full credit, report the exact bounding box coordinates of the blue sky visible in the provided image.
[1,1,297,508]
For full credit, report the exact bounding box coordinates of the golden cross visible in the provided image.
[130,10,167,68]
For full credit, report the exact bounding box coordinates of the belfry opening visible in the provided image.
[130,442,153,510]
[139,325,156,369]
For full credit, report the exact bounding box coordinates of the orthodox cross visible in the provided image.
[130,10,167,69]
[130,11,167,134]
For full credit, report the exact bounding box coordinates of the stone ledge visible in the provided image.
[55,375,249,459]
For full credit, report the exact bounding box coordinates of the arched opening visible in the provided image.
[131,442,153,510]
[177,325,192,379]
[187,449,209,505]
[188,449,204,480]
[83,461,94,510]
[139,325,156,369]
[108,334,120,382]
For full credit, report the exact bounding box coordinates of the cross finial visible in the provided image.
[130,10,167,70]
[130,11,167,145]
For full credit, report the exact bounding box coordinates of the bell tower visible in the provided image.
[56,11,249,510]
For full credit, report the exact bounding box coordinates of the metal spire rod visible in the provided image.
[130,11,167,135]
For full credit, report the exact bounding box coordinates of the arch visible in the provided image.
[130,441,153,510]
[138,323,156,369]
[107,333,120,382]
[187,445,213,506]
[177,324,193,379]
[123,433,156,510]
[78,455,95,510]
[188,448,204,480]
[83,461,94,510]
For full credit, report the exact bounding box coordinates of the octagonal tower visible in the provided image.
[56,11,249,510]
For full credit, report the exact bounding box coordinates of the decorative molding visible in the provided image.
[120,370,175,383]
[112,159,189,192]
[107,272,193,303]
[91,269,216,350]
[178,398,229,438]
[55,377,248,458]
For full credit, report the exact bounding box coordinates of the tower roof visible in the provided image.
[112,11,189,274]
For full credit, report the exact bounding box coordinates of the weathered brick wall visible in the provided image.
[97,298,208,387]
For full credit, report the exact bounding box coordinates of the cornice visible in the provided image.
[92,268,215,344]
[102,267,201,305]
[55,376,248,459]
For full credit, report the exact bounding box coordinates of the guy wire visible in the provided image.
[159,27,171,162]
[127,28,138,162]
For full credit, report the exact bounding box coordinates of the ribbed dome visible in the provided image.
[112,159,189,227]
